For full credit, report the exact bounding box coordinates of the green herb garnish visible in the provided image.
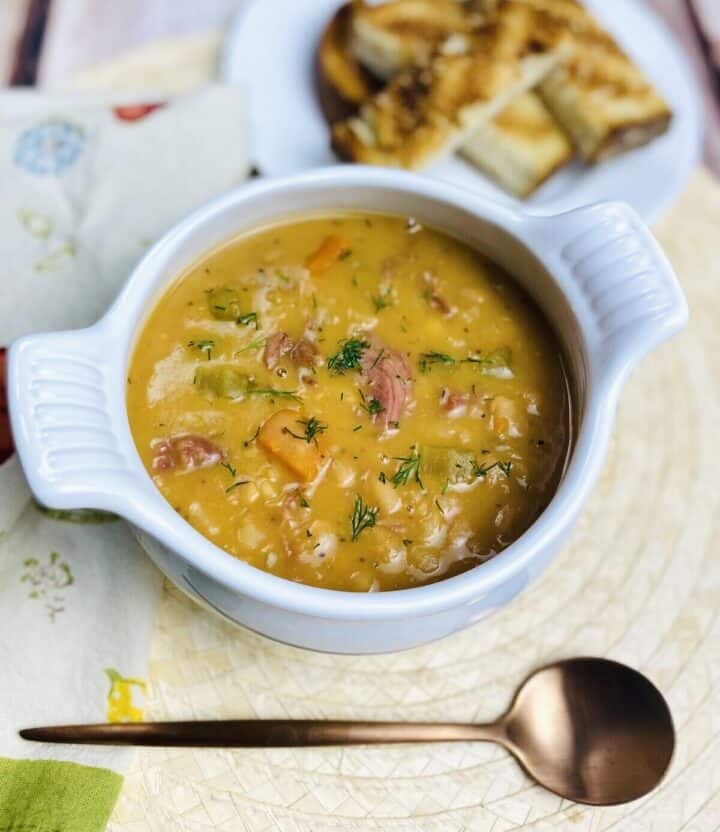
[418,347,513,376]
[371,292,393,312]
[418,351,455,373]
[250,386,303,403]
[359,389,385,416]
[188,339,215,360]
[350,495,379,541]
[298,492,310,508]
[226,480,250,494]
[236,312,258,327]
[473,460,512,478]
[392,448,424,488]
[221,462,237,478]
[327,338,370,374]
[236,335,266,353]
[244,426,260,447]
[284,416,328,444]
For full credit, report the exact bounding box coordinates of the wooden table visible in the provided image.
[2,0,720,174]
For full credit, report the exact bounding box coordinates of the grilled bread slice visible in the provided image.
[318,3,377,109]
[319,4,572,195]
[349,0,484,81]
[332,2,569,169]
[518,0,672,161]
[461,91,573,196]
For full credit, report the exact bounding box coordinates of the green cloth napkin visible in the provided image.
[0,85,249,830]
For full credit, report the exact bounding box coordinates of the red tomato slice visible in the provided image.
[112,102,165,122]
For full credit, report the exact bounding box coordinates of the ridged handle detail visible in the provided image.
[8,327,136,510]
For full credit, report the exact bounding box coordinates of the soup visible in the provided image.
[127,214,570,591]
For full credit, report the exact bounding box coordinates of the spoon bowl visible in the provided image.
[20,657,675,806]
[501,658,675,805]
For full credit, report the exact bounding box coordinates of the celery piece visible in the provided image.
[421,446,476,484]
[195,365,250,399]
[206,287,241,321]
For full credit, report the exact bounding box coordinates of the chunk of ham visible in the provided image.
[263,332,319,371]
[360,337,413,427]
[152,435,223,472]
[263,332,293,370]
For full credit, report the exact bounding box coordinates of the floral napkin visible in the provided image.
[0,85,249,831]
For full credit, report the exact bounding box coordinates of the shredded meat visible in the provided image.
[263,331,319,371]
[290,337,319,368]
[360,337,413,427]
[263,332,294,370]
[152,435,223,472]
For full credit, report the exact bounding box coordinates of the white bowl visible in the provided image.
[8,167,687,653]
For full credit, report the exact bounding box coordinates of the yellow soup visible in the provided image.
[127,214,571,591]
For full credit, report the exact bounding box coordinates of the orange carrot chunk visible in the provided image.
[306,235,352,274]
[258,409,321,481]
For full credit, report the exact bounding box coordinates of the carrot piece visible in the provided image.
[258,409,321,481]
[305,235,352,274]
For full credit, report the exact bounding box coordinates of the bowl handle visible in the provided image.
[7,325,144,512]
[526,202,688,384]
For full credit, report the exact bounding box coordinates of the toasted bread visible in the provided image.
[318,3,378,109]
[462,91,573,196]
[332,2,569,169]
[349,0,483,81]
[517,0,672,160]
[319,5,572,195]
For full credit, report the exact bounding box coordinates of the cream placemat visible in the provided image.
[62,33,720,832]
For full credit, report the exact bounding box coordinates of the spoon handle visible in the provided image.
[20,719,504,748]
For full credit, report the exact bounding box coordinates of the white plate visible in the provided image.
[222,0,702,221]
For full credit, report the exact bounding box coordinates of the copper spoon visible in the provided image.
[20,657,674,805]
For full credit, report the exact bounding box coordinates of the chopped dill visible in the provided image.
[369,348,385,370]
[359,389,385,416]
[371,292,393,312]
[473,460,513,478]
[250,386,302,403]
[226,480,250,494]
[236,335,266,353]
[188,339,214,360]
[418,351,454,372]
[244,426,260,447]
[236,311,258,327]
[220,462,237,478]
[392,448,424,488]
[418,348,512,375]
[350,495,379,541]
[327,338,369,374]
[284,416,328,444]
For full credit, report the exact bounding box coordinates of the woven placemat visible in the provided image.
[67,34,720,832]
